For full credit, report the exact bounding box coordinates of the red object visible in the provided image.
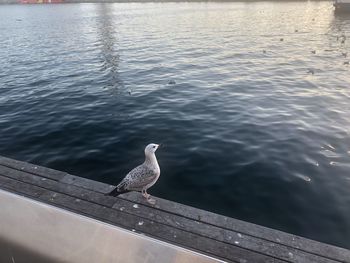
[20,0,64,4]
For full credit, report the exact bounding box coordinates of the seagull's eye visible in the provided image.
[153,146,156,148]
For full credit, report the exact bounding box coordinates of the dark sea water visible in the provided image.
[1,1,350,248]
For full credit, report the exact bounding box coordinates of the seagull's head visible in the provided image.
[145,143,160,155]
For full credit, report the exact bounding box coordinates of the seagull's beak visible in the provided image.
[157,143,163,148]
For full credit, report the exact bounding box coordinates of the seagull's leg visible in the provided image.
[145,189,156,205]
[142,189,149,199]
[144,190,150,199]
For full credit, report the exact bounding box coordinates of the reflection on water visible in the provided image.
[0,1,350,248]
[96,4,124,93]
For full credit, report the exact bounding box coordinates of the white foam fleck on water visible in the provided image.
[120,207,125,211]
[288,252,293,258]
[237,233,242,238]
[327,144,336,150]
[138,221,144,226]
[305,156,319,167]
[133,204,139,209]
[329,162,350,168]
[329,161,346,166]
[234,241,240,245]
[295,173,311,182]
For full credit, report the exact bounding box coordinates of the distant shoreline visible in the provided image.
[0,0,332,4]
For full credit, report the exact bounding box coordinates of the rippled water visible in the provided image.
[1,1,350,248]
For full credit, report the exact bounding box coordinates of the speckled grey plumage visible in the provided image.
[117,162,159,192]
[107,144,160,198]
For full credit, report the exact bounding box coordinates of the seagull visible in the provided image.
[106,143,161,205]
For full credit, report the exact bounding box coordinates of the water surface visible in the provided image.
[0,1,350,248]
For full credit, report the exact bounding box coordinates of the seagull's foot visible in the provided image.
[142,190,155,204]
[142,192,150,199]
[146,197,156,205]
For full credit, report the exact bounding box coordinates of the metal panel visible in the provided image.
[0,189,224,263]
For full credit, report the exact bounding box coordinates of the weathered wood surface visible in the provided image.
[0,155,349,263]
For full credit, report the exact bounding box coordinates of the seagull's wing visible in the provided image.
[117,165,157,191]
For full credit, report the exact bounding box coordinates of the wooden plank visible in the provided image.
[0,175,283,263]
[0,169,281,262]
[0,155,67,181]
[0,165,116,208]
[60,174,115,193]
[110,200,339,263]
[36,190,283,263]
[118,193,350,263]
[54,171,350,263]
[0,157,349,263]
[0,175,47,198]
[0,166,295,261]
[0,165,343,263]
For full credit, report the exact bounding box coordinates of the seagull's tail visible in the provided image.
[105,182,130,197]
